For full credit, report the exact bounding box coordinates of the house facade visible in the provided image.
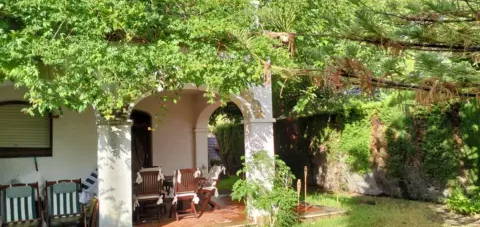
[0,80,275,226]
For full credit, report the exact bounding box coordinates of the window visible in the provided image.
[0,101,52,158]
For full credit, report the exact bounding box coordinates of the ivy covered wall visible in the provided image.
[211,92,480,204]
[274,93,480,202]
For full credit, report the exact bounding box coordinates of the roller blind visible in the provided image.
[0,103,51,148]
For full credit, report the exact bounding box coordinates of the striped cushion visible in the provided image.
[48,182,80,217]
[1,186,37,223]
[81,170,98,192]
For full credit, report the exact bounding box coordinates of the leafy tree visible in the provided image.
[4,0,479,118]
[259,0,480,115]
[0,0,292,118]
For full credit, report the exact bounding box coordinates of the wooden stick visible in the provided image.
[304,166,307,203]
[296,179,301,207]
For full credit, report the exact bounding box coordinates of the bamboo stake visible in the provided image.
[296,179,301,207]
[304,166,307,203]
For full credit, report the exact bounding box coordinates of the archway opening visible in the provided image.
[130,110,153,175]
[128,87,261,223]
[130,87,251,174]
[206,102,244,175]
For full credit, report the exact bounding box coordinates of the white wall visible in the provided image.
[134,91,210,174]
[0,84,213,184]
[0,83,97,185]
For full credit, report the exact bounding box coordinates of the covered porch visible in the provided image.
[96,83,275,226]
[0,80,274,226]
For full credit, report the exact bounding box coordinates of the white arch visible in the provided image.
[130,83,254,121]
[182,84,253,121]
[194,102,219,169]
[98,80,274,224]
[195,101,222,130]
[193,100,249,169]
[129,83,257,170]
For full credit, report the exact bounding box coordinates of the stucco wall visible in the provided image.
[0,84,213,183]
[134,91,210,174]
[0,83,97,185]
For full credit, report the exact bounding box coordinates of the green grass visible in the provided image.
[217,175,240,192]
[221,176,458,226]
[296,193,447,227]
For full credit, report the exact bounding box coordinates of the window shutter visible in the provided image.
[0,104,51,148]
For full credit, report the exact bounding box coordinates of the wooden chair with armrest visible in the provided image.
[198,165,226,213]
[45,179,83,227]
[0,183,43,227]
[169,168,201,221]
[133,167,165,222]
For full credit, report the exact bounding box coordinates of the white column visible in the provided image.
[244,120,275,161]
[244,119,275,223]
[97,119,133,227]
[194,127,210,169]
[242,75,275,223]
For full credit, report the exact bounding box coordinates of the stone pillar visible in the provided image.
[244,119,275,223]
[242,77,276,223]
[96,118,133,227]
[244,120,275,161]
[243,79,275,165]
[194,127,209,169]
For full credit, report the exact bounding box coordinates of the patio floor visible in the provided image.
[134,196,247,227]
[133,196,346,227]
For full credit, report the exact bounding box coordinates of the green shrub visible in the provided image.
[272,91,480,214]
[447,187,480,215]
[214,122,244,175]
[232,151,299,227]
[338,119,371,173]
[217,175,240,191]
[459,102,480,185]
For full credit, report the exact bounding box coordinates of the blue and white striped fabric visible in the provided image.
[81,170,97,192]
[79,169,98,204]
[1,185,37,223]
[48,182,81,217]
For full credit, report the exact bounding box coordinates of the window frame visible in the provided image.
[0,100,53,158]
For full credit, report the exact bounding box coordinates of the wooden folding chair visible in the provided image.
[0,183,43,227]
[133,167,165,222]
[198,165,225,213]
[45,179,83,227]
[169,168,201,221]
[85,197,98,227]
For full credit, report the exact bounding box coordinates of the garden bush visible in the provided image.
[232,151,298,227]
[214,122,244,175]
[217,90,480,215]
[274,92,480,212]
[447,187,480,215]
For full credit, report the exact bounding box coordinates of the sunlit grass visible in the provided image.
[220,177,457,226]
[296,193,447,227]
[217,175,240,192]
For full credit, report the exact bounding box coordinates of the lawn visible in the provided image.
[217,175,240,192]
[297,193,450,227]
[218,176,477,226]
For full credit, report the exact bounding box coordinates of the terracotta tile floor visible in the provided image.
[134,197,246,227]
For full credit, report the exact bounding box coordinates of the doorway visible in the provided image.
[131,110,153,175]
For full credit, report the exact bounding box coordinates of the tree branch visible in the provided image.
[379,11,477,23]
[296,32,480,52]
[272,65,479,98]
[344,36,480,52]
